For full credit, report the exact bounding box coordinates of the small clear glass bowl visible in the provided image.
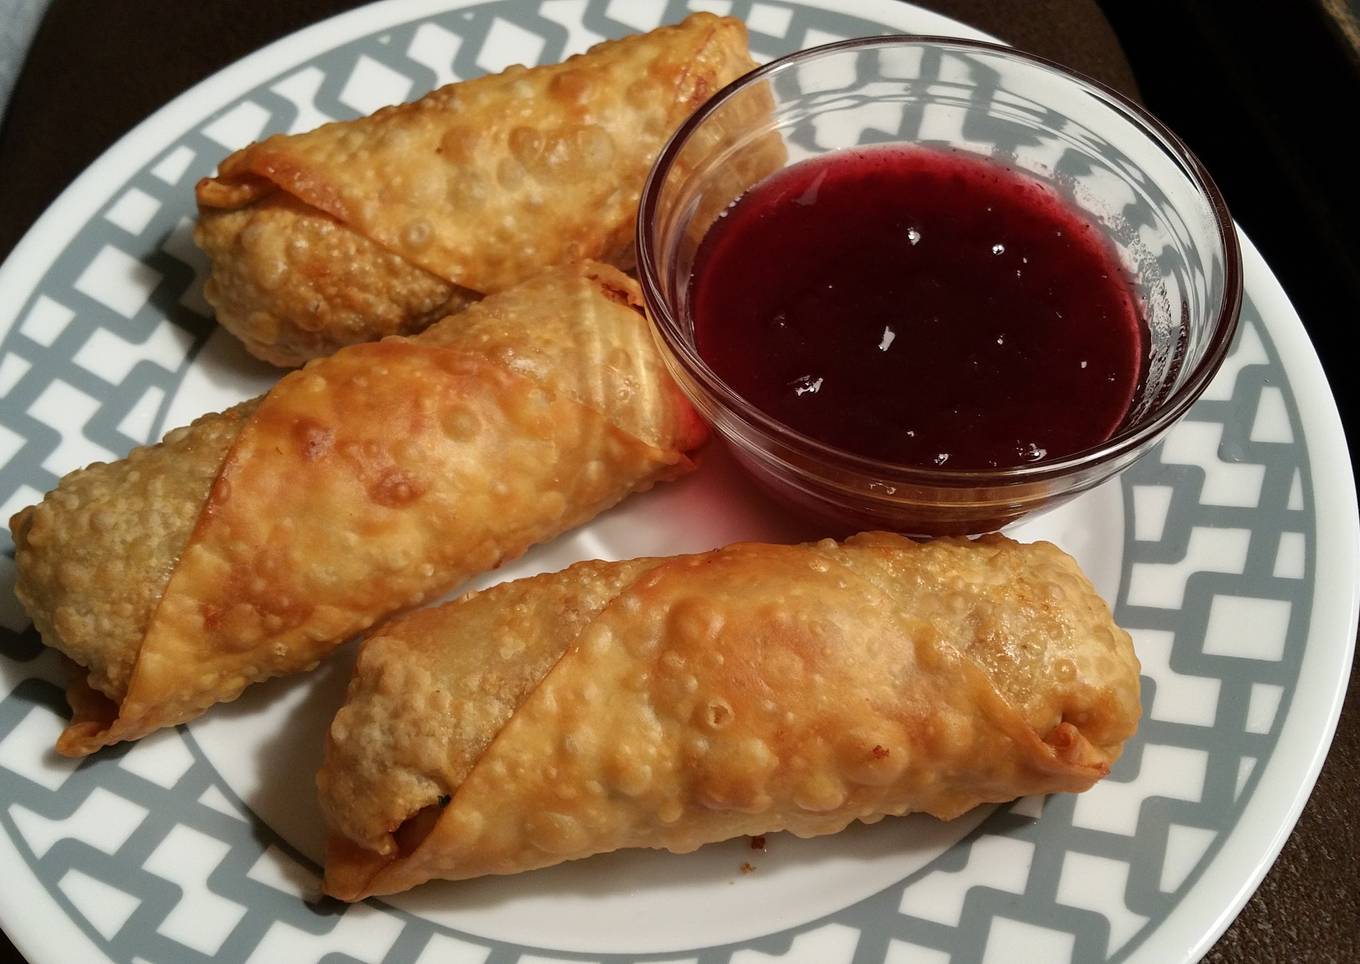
[636,36,1241,536]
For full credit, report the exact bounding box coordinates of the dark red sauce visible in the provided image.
[690,146,1146,470]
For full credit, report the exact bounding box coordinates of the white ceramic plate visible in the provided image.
[0,2,1356,963]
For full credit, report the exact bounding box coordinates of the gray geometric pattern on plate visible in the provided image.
[0,1,1315,961]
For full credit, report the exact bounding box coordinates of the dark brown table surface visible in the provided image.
[0,2,1355,962]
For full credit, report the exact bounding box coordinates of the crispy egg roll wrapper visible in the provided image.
[319,533,1140,900]
[195,13,763,366]
[194,194,482,366]
[9,262,705,756]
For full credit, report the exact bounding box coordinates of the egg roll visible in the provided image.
[319,532,1140,900]
[194,12,759,366]
[9,262,706,757]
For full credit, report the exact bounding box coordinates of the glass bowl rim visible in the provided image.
[635,33,1243,486]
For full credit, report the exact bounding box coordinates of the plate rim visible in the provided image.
[1130,229,1360,964]
[0,1,1356,962]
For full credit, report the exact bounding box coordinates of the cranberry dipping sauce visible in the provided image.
[637,37,1241,536]
[690,145,1148,473]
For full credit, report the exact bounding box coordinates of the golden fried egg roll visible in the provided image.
[194,13,758,366]
[319,533,1141,900]
[10,262,706,757]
